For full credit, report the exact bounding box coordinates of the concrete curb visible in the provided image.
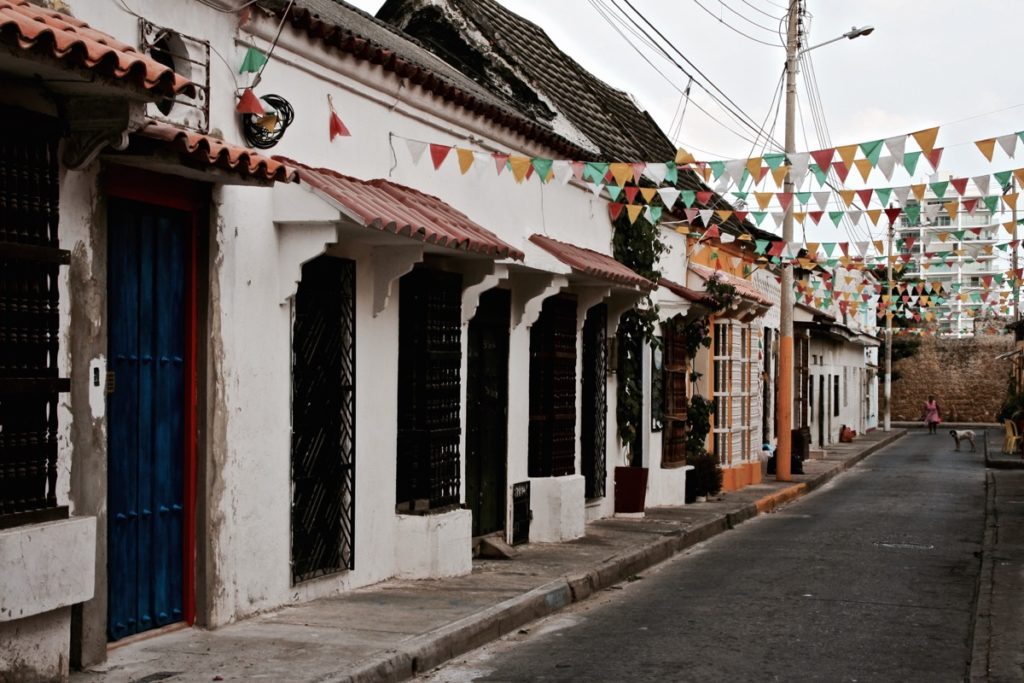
[334,431,906,682]
[968,470,997,680]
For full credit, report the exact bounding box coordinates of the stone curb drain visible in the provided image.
[329,430,906,683]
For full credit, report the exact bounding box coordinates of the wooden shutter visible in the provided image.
[529,295,577,477]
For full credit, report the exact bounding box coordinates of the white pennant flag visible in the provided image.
[923,202,941,223]
[657,187,681,209]
[721,232,736,244]
[855,241,870,257]
[715,177,731,194]
[876,156,896,181]
[552,160,574,185]
[998,133,1018,158]
[725,158,746,185]
[771,211,786,228]
[973,174,991,196]
[788,152,810,187]
[588,181,605,197]
[893,186,911,206]
[472,152,491,178]
[848,209,863,225]
[885,135,907,163]
[699,209,715,226]
[406,139,428,166]
[644,162,667,184]
[814,191,831,211]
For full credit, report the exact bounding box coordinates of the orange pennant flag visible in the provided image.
[701,166,713,182]
[675,148,696,165]
[944,200,959,222]
[746,156,763,178]
[754,192,773,210]
[873,239,885,254]
[794,211,807,224]
[456,148,475,175]
[1005,222,1017,235]
[770,165,789,187]
[854,159,873,182]
[839,189,856,207]
[716,210,734,222]
[912,127,940,155]
[609,163,633,187]
[509,155,532,183]
[1004,192,1020,210]
[836,144,859,168]
[867,209,883,225]
[626,204,644,224]
[640,187,658,204]
[1014,167,1024,187]
[976,138,997,162]
[911,184,927,201]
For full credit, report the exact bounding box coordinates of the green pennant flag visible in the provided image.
[795,191,812,206]
[903,203,921,224]
[995,170,1014,191]
[903,151,921,176]
[752,211,767,226]
[971,291,983,303]
[709,160,726,180]
[875,187,893,206]
[809,163,828,186]
[822,243,837,256]
[665,162,678,185]
[738,169,750,191]
[929,181,949,199]
[1018,131,1024,145]
[984,196,1000,213]
[606,184,623,201]
[953,230,966,241]
[732,191,749,201]
[859,139,884,166]
[754,239,770,254]
[531,158,553,180]
[681,190,696,207]
[995,273,1005,284]
[829,211,844,226]
[763,152,786,170]
[997,242,1010,251]
[583,162,608,184]
[647,206,663,224]
[895,239,905,252]
[239,47,268,74]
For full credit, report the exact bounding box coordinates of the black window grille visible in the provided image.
[291,255,356,583]
[396,267,462,511]
[528,294,577,477]
[581,303,607,497]
[661,317,690,467]
[0,110,68,528]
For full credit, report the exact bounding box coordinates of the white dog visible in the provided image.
[949,429,976,452]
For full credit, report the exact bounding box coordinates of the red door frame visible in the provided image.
[104,165,203,626]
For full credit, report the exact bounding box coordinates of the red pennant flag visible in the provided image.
[950,177,968,196]
[571,161,585,181]
[810,148,835,172]
[734,210,748,222]
[429,144,451,170]
[684,208,699,223]
[777,192,794,212]
[832,161,851,183]
[856,189,873,206]
[768,241,785,257]
[903,236,916,251]
[630,162,645,183]
[808,211,824,225]
[962,198,979,215]
[608,202,625,221]
[924,147,944,170]
[493,152,509,175]
[704,225,720,238]
[839,242,850,256]
[236,88,264,115]
[624,186,640,203]
[885,207,903,224]
[754,166,769,184]
[329,110,350,140]
[696,191,713,205]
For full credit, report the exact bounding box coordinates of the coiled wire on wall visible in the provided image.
[241,94,294,149]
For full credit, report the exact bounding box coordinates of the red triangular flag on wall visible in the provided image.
[950,177,968,196]
[608,202,625,221]
[696,191,713,205]
[329,111,350,140]
[236,88,264,115]
[624,186,640,203]
[429,144,451,170]
[493,152,509,175]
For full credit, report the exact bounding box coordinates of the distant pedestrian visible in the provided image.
[923,396,941,434]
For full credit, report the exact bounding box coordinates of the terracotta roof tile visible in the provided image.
[0,1,194,97]
[688,262,773,306]
[279,157,524,260]
[529,234,654,290]
[659,277,716,306]
[136,121,298,183]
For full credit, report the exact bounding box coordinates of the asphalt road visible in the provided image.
[425,430,987,682]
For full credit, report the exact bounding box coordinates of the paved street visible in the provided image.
[425,430,987,682]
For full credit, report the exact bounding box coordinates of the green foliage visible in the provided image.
[686,450,723,501]
[998,373,1024,421]
[704,274,739,312]
[891,337,921,362]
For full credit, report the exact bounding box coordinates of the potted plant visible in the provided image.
[685,448,723,502]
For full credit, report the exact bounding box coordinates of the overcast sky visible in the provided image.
[349,0,1024,243]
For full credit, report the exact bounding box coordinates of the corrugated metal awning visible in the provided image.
[529,234,654,290]
[280,159,524,260]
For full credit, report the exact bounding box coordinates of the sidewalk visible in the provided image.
[76,429,904,683]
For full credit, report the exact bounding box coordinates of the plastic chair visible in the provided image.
[1004,419,1022,455]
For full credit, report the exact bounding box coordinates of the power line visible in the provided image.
[737,0,786,21]
[710,0,787,35]
[690,0,786,47]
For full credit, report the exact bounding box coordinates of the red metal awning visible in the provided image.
[279,159,524,260]
[0,1,194,97]
[659,277,716,306]
[134,121,298,184]
[529,234,654,290]
[687,262,772,306]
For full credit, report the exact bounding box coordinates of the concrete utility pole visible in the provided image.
[884,213,894,432]
[775,0,800,481]
[1014,175,1019,322]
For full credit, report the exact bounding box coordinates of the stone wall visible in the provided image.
[890,335,1013,423]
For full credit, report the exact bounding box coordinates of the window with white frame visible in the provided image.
[713,321,755,467]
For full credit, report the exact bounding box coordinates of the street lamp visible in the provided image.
[776,9,874,480]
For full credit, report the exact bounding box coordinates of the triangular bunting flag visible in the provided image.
[976,138,997,161]
[429,144,452,170]
[456,148,475,175]
[406,139,428,166]
[912,126,940,156]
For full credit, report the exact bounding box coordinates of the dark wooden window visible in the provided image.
[581,303,607,498]
[529,294,577,477]
[291,255,356,583]
[661,317,690,467]
[0,110,68,527]
[833,374,840,417]
[396,267,462,511]
[794,335,809,428]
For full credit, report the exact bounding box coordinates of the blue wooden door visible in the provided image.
[107,199,189,641]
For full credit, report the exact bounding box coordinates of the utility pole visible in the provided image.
[1013,175,1019,322]
[776,0,800,481]
[883,212,894,432]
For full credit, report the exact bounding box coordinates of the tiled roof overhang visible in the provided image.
[688,262,773,307]
[134,121,298,183]
[659,277,716,307]
[529,234,654,290]
[280,158,524,260]
[0,1,195,97]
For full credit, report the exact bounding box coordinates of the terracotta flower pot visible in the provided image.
[614,466,649,513]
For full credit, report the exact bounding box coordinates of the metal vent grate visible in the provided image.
[140,21,210,133]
